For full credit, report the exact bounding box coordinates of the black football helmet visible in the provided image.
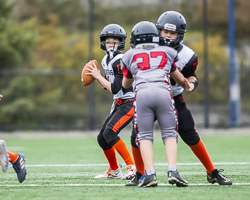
[130,21,159,48]
[156,11,186,48]
[100,24,127,52]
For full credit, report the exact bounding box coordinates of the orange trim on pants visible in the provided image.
[112,107,134,132]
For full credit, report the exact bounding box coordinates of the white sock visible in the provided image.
[168,166,177,172]
[146,169,156,175]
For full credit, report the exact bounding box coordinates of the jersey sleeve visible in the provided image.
[121,51,133,79]
[171,62,177,72]
[181,53,198,78]
[123,65,133,79]
[110,59,123,94]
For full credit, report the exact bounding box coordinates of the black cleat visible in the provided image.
[168,170,188,187]
[207,169,232,185]
[138,173,158,188]
[12,153,27,183]
[125,171,142,186]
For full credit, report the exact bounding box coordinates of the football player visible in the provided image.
[86,24,136,180]
[122,21,191,187]
[0,94,27,183]
[126,11,232,186]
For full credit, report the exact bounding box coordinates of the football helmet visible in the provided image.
[156,11,186,48]
[100,24,127,56]
[130,21,159,48]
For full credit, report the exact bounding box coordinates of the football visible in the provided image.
[81,59,99,86]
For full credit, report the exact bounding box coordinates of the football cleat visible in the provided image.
[12,153,27,183]
[125,171,143,186]
[207,169,232,185]
[138,173,158,188]
[168,170,188,187]
[94,164,123,179]
[122,164,136,180]
[0,140,9,172]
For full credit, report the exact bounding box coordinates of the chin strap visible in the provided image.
[107,48,120,59]
[107,48,115,59]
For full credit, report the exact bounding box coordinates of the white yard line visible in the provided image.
[0,183,250,187]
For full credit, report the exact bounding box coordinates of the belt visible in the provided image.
[115,98,134,105]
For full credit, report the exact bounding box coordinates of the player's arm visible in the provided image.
[86,64,112,92]
[181,54,199,92]
[170,63,192,92]
[122,62,133,89]
[110,59,124,94]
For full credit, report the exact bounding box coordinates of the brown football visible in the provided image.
[81,59,99,86]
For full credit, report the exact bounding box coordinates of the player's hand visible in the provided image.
[184,78,193,92]
[187,76,197,92]
[187,76,197,83]
[85,63,101,80]
[0,94,3,101]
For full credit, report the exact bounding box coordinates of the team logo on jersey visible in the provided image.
[193,62,198,71]
[164,23,176,31]
[105,69,114,75]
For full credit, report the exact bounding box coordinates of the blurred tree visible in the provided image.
[0,0,36,69]
[1,0,249,129]
[16,0,88,33]
[0,0,37,128]
[184,33,229,104]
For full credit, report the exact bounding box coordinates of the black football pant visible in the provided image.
[97,101,134,150]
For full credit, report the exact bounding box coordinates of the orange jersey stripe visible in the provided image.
[112,107,134,133]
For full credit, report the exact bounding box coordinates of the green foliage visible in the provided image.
[0,0,249,129]
[0,0,36,69]
[184,33,229,104]
[0,77,35,124]
[17,0,88,32]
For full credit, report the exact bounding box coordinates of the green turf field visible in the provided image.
[0,131,250,200]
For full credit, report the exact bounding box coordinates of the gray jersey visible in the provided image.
[122,44,178,91]
[122,44,178,144]
[101,53,134,100]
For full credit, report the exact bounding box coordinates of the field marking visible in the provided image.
[0,183,250,187]
[26,162,250,167]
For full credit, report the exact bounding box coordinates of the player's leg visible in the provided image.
[135,87,157,188]
[6,150,27,183]
[174,94,232,185]
[157,88,187,187]
[104,101,135,180]
[0,140,9,172]
[125,126,144,186]
[95,114,122,179]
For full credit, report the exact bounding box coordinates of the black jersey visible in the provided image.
[171,44,198,97]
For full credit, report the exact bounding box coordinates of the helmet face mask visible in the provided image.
[156,11,186,48]
[159,37,175,47]
[100,24,127,57]
[130,21,160,48]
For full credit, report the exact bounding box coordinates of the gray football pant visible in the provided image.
[135,82,177,144]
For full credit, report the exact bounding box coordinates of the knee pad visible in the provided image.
[178,129,200,146]
[97,134,112,150]
[103,129,120,146]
